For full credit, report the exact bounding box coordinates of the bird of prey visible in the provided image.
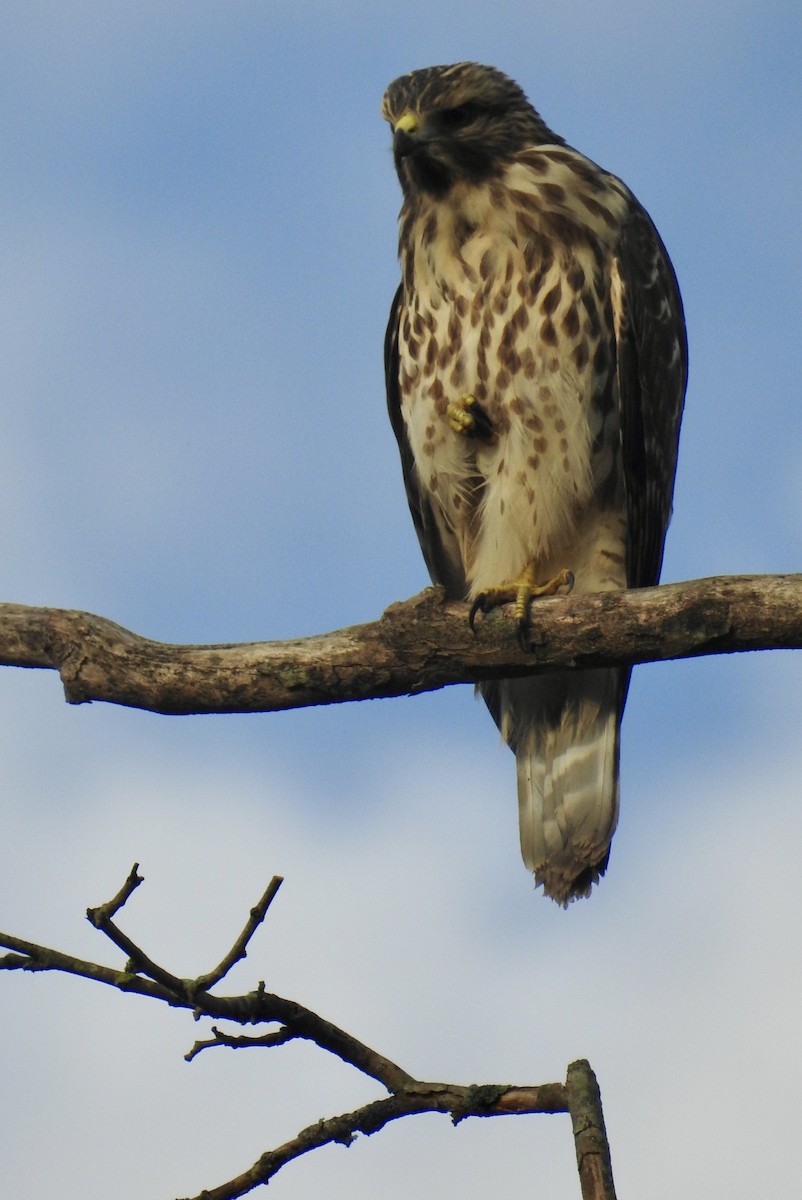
[382,63,687,904]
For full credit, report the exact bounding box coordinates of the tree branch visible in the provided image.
[566,1060,617,1200]
[176,1079,571,1200]
[0,868,615,1199]
[0,574,799,716]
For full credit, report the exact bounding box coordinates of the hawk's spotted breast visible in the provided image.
[382,63,687,904]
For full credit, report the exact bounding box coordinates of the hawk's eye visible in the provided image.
[438,101,483,130]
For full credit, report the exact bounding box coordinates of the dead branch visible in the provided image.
[0,573,800,716]
[175,1080,572,1200]
[0,866,614,1200]
[566,1060,617,1200]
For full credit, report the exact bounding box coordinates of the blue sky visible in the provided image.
[2,3,802,1197]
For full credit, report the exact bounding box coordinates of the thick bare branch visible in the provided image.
[0,574,800,716]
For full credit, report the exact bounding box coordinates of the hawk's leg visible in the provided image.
[470,565,575,650]
[446,393,495,441]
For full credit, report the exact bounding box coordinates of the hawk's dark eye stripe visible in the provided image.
[438,101,483,129]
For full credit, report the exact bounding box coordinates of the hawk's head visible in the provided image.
[381,62,562,200]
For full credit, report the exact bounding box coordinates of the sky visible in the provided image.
[1,2,802,1197]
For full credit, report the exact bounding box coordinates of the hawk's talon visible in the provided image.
[516,617,532,653]
[469,593,488,633]
[469,567,575,648]
[447,394,494,441]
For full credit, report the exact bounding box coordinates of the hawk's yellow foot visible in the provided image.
[446,393,495,441]
[470,565,574,649]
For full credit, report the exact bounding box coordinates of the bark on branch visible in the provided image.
[0,573,799,716]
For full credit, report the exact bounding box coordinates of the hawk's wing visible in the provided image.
[614,201,688,589]
[384,283,466,597]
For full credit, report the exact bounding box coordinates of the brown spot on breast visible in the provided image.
[522,348,536,378]
[554,416,566,432]
[512,303,529,332]
[526,413,544,432]
[429,473,439,491]
[521,151,549,173]
[425,337,438,373]
[429,378,444,401]
[527,454,540,470]
[581,194,618,229]
[449,357,465,387]
[504,348,521,374]
[480,248,495,280]
[509,396,525,415]
[540,318,558,346]
[541,182,566,205]
[455,294,469,318]
[425,424,435,439]
[567,263,586,291]
[561,304,580,338]
[569,159,609,192]
[541,282,562,315]
[453,492,462,510]
[496,367,511,391]
[540,149,574,165]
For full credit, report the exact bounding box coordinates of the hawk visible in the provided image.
[382,63,687,904]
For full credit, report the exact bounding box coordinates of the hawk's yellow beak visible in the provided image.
[394,110,418,135]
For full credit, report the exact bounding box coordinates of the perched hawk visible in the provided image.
[382,63,687,904]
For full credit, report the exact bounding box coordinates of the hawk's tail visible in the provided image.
[480,668,625,906]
